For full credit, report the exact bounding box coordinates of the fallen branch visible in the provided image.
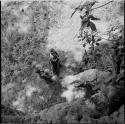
[91,0,114,11]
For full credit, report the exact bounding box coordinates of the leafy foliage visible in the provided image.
[1,1,124,124]
[1,1,65,114]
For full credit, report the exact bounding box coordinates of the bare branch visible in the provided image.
[91,0,114,11]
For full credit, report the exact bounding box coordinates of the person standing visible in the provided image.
[49,48,61,76]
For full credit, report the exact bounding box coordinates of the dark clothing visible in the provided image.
[49,49,61,76]
[36,69,53,83]
[80,14,100,23]
[50,58,60,76]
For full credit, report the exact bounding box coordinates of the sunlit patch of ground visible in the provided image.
[2,83,16,93]
[12,84,41,111]
[25,84,40,97]
[61,84,85,102]
[13,90,25,111]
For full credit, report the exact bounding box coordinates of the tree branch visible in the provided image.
[91,0,114,11]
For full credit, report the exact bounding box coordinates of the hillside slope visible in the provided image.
[1,0,124,124]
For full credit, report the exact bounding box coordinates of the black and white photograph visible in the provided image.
[1,0,124,123]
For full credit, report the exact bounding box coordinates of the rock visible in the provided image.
[39,102,70,123]
[62,69,112,87]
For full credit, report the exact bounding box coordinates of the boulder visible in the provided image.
[62,69,112,87]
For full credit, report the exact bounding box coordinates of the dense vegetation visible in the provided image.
[1,1,124,124]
